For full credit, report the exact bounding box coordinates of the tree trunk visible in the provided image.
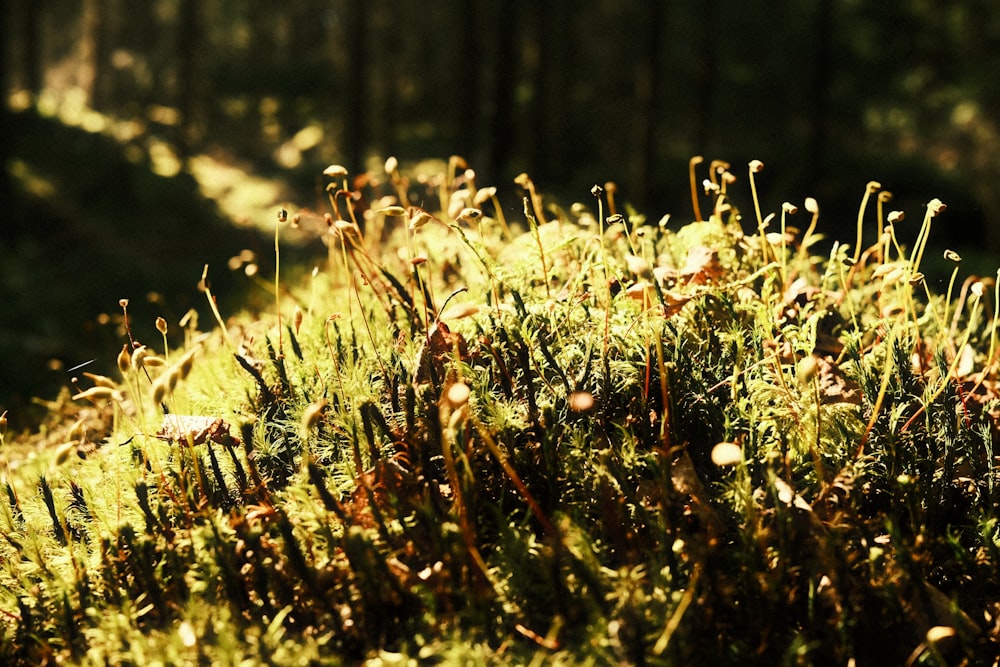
[808,0,834,184]
[0,0,11,212]
[629,2,667,211]
[175,0,202,155]
[343,0,369,172]
[476,0,517,183]
[693,0,717,153]
[79,0,108,109]
[22,0,44,97]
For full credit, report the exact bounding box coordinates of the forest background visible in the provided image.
[3,0,1000,422]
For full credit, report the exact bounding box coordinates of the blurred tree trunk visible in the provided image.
[527,1,555,182]
[0,0,10,212]
[476,0,517,183]
[344,0,369,172]
[175,0,202,155]
[693,0,717,152]
[456,0,479,158]
[21,0,44,97]
[808,0,833,183]
[630,2,666,211]
[79,0,108,110]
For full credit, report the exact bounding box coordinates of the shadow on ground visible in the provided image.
[1,110,271,427]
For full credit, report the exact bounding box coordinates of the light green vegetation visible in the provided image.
[2,158,999,665]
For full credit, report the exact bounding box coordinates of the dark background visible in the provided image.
[3,0,1000,422]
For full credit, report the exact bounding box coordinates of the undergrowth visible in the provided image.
[3,157,1000,666]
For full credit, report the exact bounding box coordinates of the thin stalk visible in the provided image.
[909,199,945,276]
[352,271,390,380]
[901,286,983,433]
[689,156,704,222]
[797,199,820,266]
[525,197,552,300]
[274,211,284,355]
[858,322,899,457]
[852,181,880,266]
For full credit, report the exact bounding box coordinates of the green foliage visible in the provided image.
[2,159,1000,665]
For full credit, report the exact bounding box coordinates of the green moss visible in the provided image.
[2,157,999,665]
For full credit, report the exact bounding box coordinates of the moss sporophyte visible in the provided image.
[3,156,1000,664]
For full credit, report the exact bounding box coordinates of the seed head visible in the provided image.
[473,187,496,206]
[711,442,742,466]
[177,347,197,380]
[117,344,131,374]
[796,355,819,384]
[943,249,962,263]
[72,386,117,402]
[323,164,349,179]
[408,209,434,231]
[445,382,472,408]
[568,391,595,412]
[457,207,483,222]
[131,345,148,372]
[749,159,764,173]
[804,197,819,214]
[300,399,328,436]
[151,375,170,404]
[379,205,407,217]
[156,317,168,335]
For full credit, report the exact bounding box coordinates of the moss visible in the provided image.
[1,156,999,665]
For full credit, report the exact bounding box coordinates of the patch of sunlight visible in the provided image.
[57,87,89,125]
[292,124,324,152]
[187,154,284,231]
[147,104,181,126]
[221,97,251,119]
[31,86,111,134]
[124,144,146,165]
[79,108,109,133]
[36,90,60,117]
[275,124,326,169]
[112,119,146,143]
[275,143,303,169]
[10,159,58,199]
[8,89,34,111]
[148,138,182,177]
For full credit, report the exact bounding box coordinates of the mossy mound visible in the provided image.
[2,159,999,665]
